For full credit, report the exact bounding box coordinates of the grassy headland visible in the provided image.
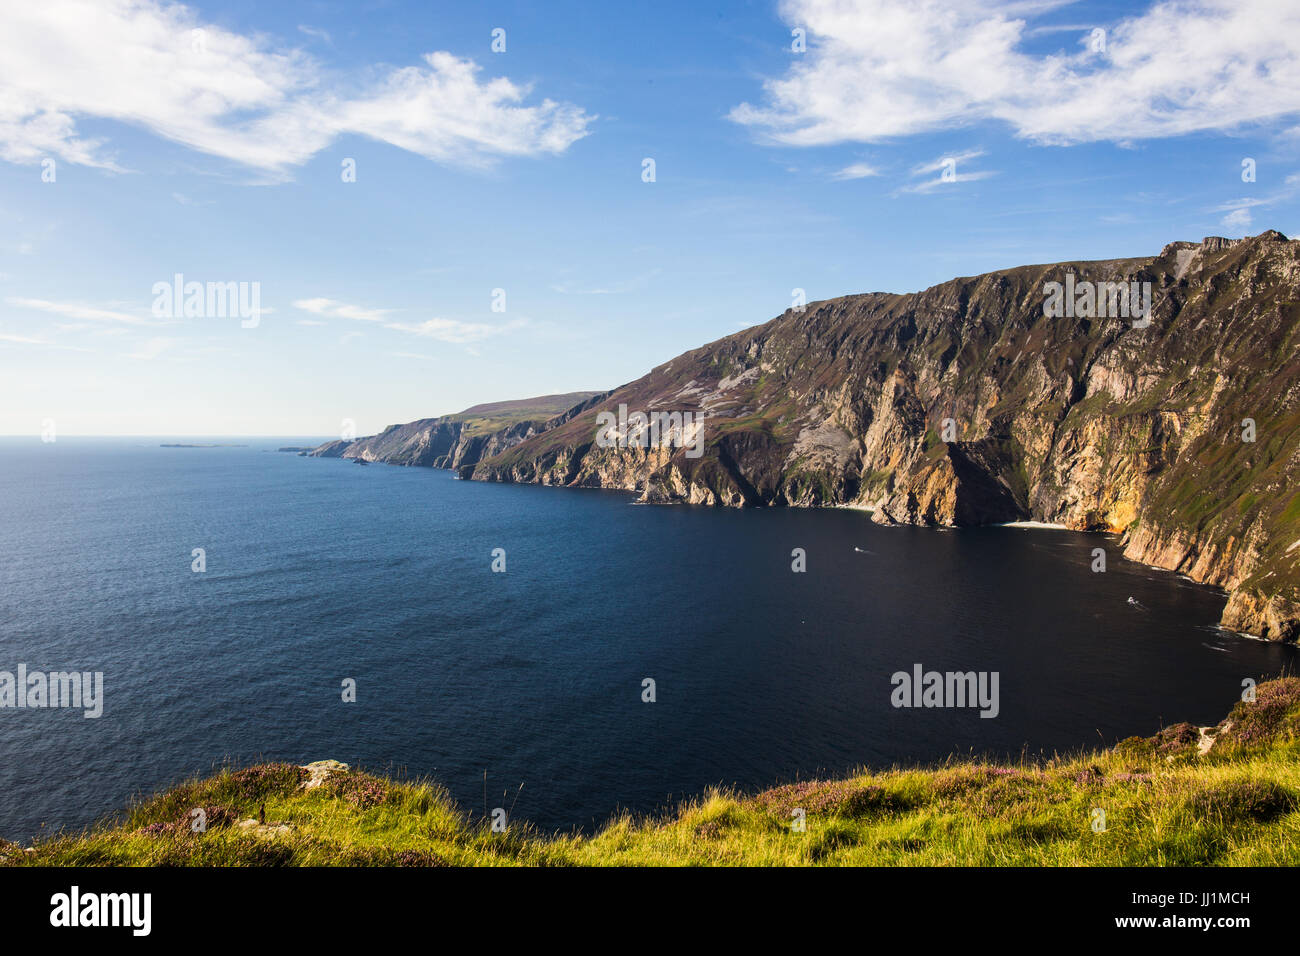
[6,678,1300,867]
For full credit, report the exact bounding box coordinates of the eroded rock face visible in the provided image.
[307,392,603,470]
[310,418,538,468]
[463,231,1300,640]
[1221,590,1300,643]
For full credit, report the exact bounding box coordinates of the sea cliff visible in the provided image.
[314,233,1300,641]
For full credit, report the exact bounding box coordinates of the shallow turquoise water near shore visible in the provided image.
[0,437,1294,840]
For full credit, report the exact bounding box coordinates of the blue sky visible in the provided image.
[1,0,1298,436]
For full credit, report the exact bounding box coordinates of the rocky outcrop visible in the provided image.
[301,759,349,790]
[307,391,602,471]
[462,231,1300,641]
[1221,590,1300,644]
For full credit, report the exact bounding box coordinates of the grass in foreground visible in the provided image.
[6,679,1300,867]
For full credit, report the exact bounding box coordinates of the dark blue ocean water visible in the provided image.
[0,437,1295,841]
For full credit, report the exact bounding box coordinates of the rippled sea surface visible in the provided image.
[0,437,1294,840]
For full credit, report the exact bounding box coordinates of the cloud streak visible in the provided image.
[293,298,394,323]
[831,161,880,180]
[294,297,525,344]
[6,297,151,325]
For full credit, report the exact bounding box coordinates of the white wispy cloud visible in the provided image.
[293,298,394,322]
[1211,198,1271,212]
[0,332,55,346]
[891,150,996,194]
[831,161,881,180]
[1222,207,1253,229]
[731,0,1300,147]
[0,1,593,174]
[898,169,998,195]
[295,296,526,344]
[1022,23,1105,37]
[297,24,331,45]
[6,296,151,325]
[1210,177,1300,232]
[910,150,985,176]
[0,330,91,351]
[384,317,527,344]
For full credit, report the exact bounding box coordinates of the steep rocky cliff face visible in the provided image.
[309,391,603,470]
[464,232,1300,641]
